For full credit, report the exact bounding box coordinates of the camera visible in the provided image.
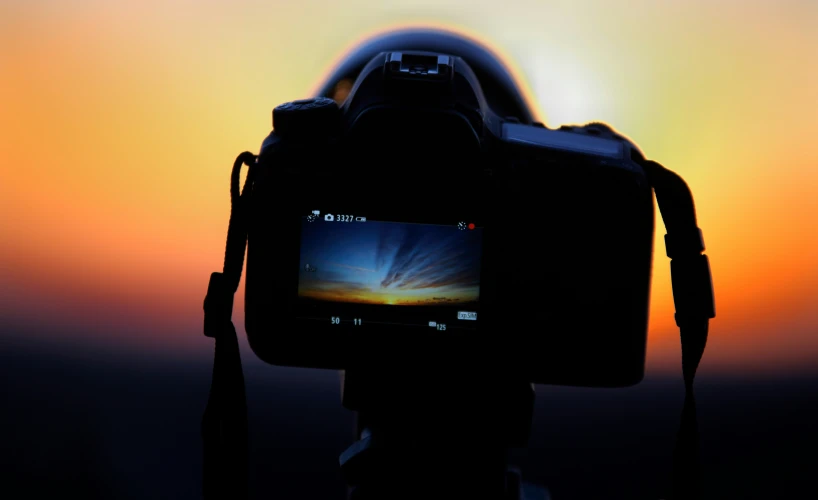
[245,51,655,387]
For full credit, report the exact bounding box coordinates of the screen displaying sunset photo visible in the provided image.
[298,218,482,307]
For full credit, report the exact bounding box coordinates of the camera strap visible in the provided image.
[200,152,714,500]
[641,158,716,500]
[201,151,256,500]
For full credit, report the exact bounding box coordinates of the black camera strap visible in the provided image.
[200,152,714,500]
[640,159,716,500]
[201,151,256,500]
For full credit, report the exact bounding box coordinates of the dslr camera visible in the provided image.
[245,51,655,387]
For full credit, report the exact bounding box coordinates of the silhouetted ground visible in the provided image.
[1,332,815,500]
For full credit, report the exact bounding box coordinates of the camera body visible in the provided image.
[245,51,655,387]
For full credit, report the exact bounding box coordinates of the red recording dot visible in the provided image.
[468,223,475,230]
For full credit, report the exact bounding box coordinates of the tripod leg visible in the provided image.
[506,466,522,500]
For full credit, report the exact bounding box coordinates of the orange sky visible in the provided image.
[1,0,817,378]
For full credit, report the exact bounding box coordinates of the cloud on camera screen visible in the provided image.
[297,212,482,330]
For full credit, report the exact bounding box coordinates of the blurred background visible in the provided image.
[1,0,817,498]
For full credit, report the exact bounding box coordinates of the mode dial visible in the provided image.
[272,97,340,139]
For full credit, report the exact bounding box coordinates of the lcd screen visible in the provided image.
[296,210,483,332]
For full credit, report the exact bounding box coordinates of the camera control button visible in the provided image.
[272,97,340,139]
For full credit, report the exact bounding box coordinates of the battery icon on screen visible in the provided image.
[355,216,366,221]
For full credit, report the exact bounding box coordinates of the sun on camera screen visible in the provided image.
[296,211,482,331]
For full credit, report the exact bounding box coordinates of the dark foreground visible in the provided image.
[1,334,815,500]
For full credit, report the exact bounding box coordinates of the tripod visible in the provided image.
[338,366,550,500]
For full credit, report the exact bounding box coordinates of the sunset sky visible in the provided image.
[298,218,482,305]
[1,0,817,378]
